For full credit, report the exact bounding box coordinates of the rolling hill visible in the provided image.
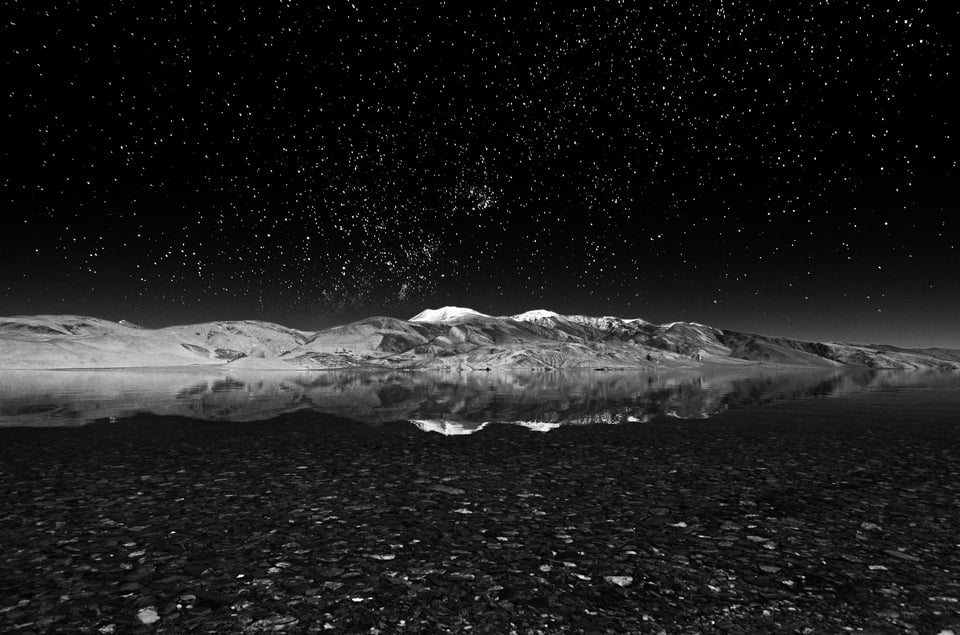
[0,308,957,371]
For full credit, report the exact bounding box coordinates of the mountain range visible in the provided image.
[1,306,958,370]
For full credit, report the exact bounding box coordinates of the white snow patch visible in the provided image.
[409,306,492,323]
[410,419,487,435]
[510,309,561,322]
[565,315,630,329]
[512,420,563,432]
[660,321,711,330]
[410,419,561,434]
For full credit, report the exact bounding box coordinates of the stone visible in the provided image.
[604,576,634,587]
[136,607,159,625]
[431,484,467,495]
[884,549,920,562]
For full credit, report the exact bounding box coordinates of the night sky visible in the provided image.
[3,2,957,346]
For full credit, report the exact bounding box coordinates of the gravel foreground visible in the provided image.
[1,398,959,634]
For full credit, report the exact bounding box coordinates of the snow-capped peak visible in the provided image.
[660,321,710,330]
[409,306,491,323]
[510,309,561,322]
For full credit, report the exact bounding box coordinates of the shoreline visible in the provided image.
[2,362,955,373]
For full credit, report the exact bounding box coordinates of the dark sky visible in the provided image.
[3,2,957,346]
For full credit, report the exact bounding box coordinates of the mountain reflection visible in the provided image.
[0,367,952,430]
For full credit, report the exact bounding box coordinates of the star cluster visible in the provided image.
[2,1,956,344]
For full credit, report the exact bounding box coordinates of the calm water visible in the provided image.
[0,367,957,432]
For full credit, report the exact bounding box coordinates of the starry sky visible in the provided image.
[3,2,957,346]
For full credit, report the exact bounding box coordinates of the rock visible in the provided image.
[884,549,921,562]
[604,576,634,587]
[431,484,466,495]
[246,615,299,631]
[136,607,159,625]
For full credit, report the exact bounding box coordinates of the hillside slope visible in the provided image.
[1,309,957,371]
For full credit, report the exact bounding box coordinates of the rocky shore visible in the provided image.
[1,398,959,633]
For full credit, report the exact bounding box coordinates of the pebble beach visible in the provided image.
[1,394,959,633]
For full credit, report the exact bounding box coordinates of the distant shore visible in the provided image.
[4,313,959,373]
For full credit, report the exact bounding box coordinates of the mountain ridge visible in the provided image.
[0,307,957,371]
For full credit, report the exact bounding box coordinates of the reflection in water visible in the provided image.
[1,367,957,431]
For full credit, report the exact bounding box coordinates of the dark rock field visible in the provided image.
[1,397,958,633]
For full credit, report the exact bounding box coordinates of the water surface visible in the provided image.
[1,367,957,432]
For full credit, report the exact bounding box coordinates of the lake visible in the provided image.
[1,367,957,431]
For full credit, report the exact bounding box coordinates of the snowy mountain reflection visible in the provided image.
[0,368,953,430]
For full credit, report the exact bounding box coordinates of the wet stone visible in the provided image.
[604,576,634,587]
[885,549,921,562]
[431,484,467,496]
[135,606,159,625]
